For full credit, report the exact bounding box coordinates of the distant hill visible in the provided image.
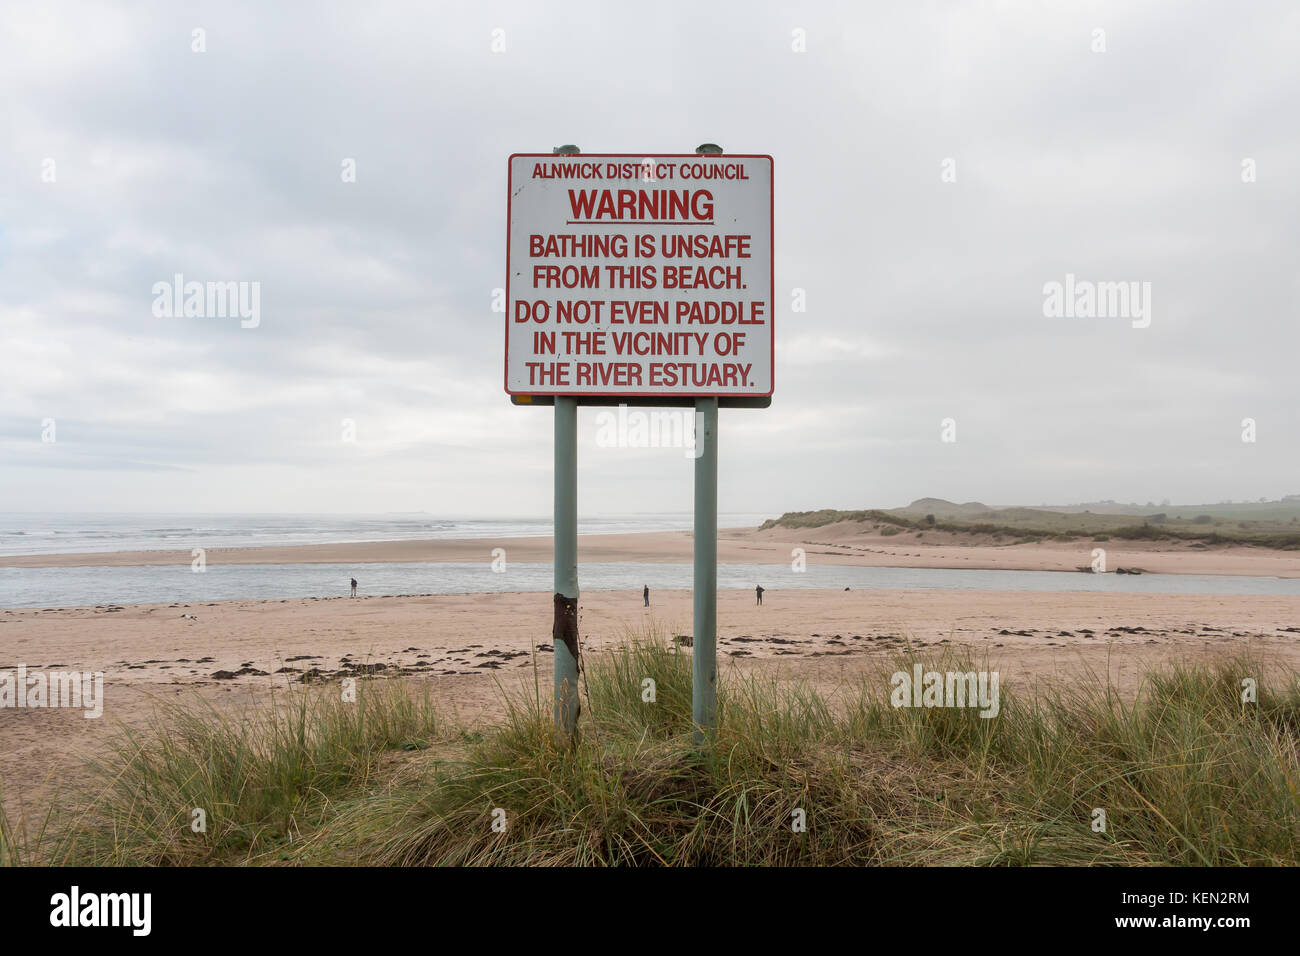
[759,497,1300,549]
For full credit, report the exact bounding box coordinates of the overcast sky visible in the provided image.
[2,0,1297,518]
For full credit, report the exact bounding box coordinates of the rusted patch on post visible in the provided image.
[552,592,580,660]
[552,591,581,728]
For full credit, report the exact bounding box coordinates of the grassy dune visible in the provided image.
[4,630,1299,866]
[760,500,1300,549]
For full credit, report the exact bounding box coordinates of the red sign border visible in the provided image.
[504,152,775,400]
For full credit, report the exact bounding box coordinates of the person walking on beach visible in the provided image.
[350,577,358,598]
[643,584,650,607]
[756,584,764,606]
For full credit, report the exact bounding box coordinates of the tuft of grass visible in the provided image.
[9,637,1300,867]
[0,791,27,867]
[36,680,442,865]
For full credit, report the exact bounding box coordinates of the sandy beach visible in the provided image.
[4,524,1300,826]
[4,573,1300,824]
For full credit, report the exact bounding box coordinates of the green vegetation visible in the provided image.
[760,498,1300,549]
[758,508,911,531]
[5,635,1299,866]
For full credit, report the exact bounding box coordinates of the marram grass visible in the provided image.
[4,636,1299,866]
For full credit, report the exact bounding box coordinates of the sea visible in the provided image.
[0,513,1297,610]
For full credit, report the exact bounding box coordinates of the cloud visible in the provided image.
[1,0,1296,514]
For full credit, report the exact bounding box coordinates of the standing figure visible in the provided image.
[756,584,764,606]
[350,577,358,598]
[643,584,650,607]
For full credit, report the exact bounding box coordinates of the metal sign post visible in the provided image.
[692,396,719,743]
[506,143,772,744]
[690,142,723,744]
[550,145,582,741]
[553,394,580,738]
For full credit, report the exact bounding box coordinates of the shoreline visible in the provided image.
[2,524,1299,578]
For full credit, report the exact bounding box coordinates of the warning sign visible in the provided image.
[505,153,774,398]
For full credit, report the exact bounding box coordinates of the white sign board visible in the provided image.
[506,153,773,399]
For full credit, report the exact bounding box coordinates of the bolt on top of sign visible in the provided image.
[506,153,774,398]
